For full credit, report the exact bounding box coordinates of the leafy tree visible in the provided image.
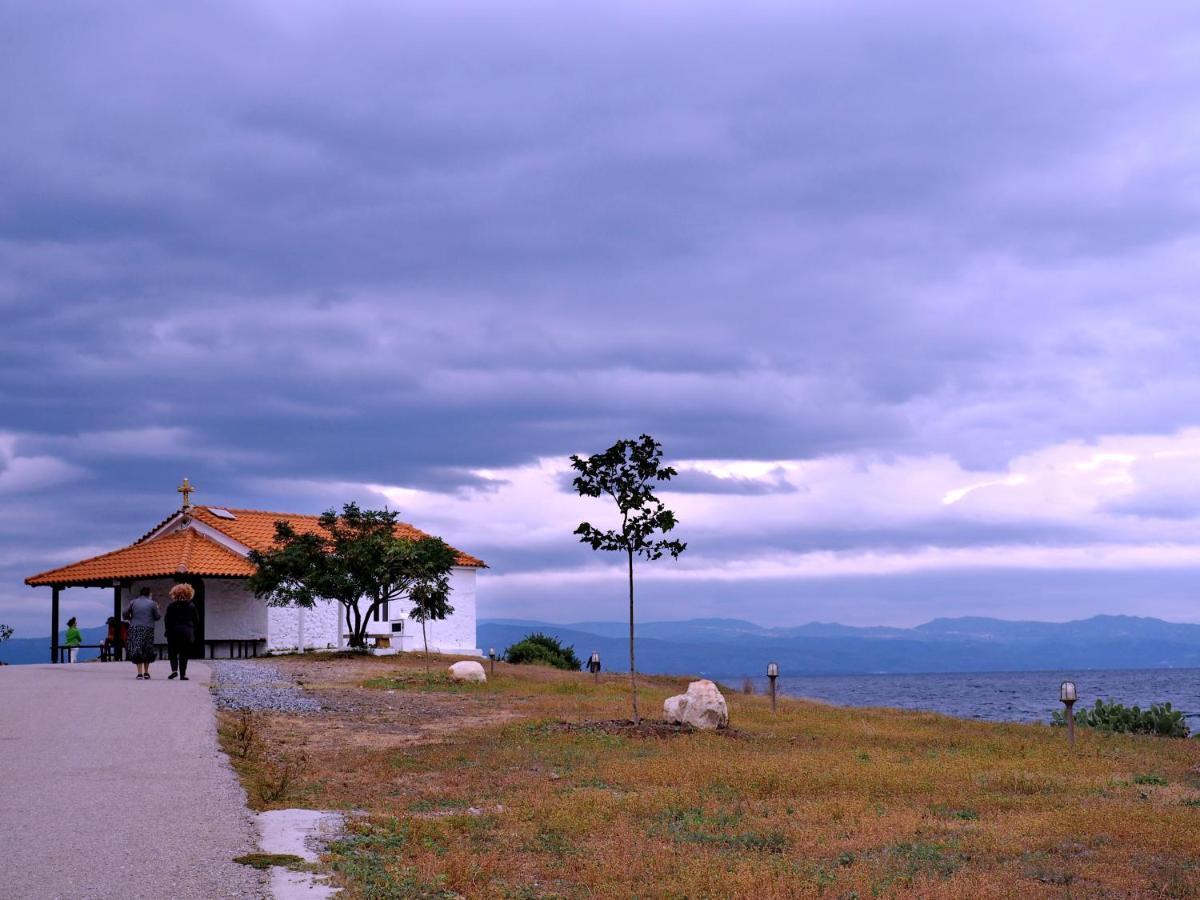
[248,503,458,650]
[505,633,582,670]
[571,434,686,721]
[0,623,11,644]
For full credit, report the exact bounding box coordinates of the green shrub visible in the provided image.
[1132,773,1168,786]
[503,633,582,670]
[1050,699,1189,738]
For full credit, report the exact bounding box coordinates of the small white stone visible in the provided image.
[448,660,487,682]
[663,679,728,730]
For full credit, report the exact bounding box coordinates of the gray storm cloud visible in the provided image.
[3,1,1200,634]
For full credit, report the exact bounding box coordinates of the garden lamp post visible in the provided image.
[488,647,496,677]
[588,651,601,683]
[1060,680,1077,748]
[767,661,779,714]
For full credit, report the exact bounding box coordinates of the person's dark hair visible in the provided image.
[139,587,151,597]
[67,617,77,627]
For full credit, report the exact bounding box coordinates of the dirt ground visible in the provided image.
[262,654,525,753]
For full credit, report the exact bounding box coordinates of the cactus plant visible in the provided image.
[1051,699,1189,738]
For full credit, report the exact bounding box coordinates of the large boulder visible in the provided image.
[663,679,728,730]
[448,660,487,683]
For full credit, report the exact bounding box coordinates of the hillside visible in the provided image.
[218,651,1200,898]
[480,614,1200,676]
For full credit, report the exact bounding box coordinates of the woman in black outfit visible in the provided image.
[165,583,199,680]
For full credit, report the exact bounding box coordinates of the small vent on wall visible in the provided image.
[208,508,237,519]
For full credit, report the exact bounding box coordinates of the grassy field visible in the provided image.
[219,653,1200,898]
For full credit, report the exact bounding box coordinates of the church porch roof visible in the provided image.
[25,528,255,587]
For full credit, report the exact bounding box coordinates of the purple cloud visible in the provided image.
[4,1,1200,635]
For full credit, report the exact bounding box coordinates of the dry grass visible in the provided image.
[217,653,1200,898]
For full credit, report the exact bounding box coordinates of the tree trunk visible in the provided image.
[628,547,638,723]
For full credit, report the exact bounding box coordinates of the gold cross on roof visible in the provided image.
[177,477,196,509]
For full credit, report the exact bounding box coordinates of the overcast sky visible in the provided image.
[4,1,1200,637]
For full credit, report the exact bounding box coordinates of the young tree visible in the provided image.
[248,503,458,650]
[571,434,686,722]
[407,576,454,655]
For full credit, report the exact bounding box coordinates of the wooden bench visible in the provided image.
[152,640,263,660]
[55,643,108,663]
[56,640,265,663]
[202,639,264,659]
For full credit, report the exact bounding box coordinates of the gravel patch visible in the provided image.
[211,659,323,713]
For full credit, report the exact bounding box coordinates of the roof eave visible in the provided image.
[26,570,254,588]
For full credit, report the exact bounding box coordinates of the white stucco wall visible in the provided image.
[267,598,341,652]
[205,579,267,640]
[366,566,480,654]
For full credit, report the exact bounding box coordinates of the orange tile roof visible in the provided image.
[25,528,255,586]
[26,504,486,587]
[183,506,486,568]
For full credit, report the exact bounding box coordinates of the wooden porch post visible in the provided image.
[113,582,123,662]
[50,586,60,663]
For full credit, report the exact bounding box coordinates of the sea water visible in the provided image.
[754,668,1200,724]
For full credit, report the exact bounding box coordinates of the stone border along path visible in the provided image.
[210,659,322,713]
[0,662,268,899]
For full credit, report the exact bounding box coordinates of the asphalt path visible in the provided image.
[0,661,267,899]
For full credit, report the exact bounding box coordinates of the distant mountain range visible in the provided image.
[0,625,107,665]
[478,615,1200,677]
[7,615,1200,675]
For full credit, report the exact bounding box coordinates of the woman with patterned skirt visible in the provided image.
[123,587,161,679]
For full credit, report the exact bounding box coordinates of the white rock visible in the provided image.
[256,811,345,868]
[663,694,688,722]
[448,660,487,682]
[663,679,728,730]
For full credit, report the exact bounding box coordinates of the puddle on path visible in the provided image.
[256,808,344,899]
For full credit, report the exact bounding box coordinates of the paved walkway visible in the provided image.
[0,662,267,899]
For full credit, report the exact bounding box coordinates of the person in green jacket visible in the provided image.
[65,617,82,663]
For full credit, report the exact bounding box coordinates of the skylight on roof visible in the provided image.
[208,508,237,520]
